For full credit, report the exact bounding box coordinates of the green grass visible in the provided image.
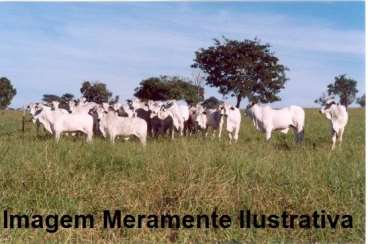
[0,109,364,242]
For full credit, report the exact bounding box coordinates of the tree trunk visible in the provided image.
[236,95,242,108]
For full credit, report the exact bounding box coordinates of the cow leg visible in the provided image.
[228,131,233,144]
[138,135,146,146]
[171,128,175,140]
[265,128,272,141]
[338,127,345,143]
[291,127,299,143]
[218,121,223,139]
[86,131,93,143]
[233,128,239,143]
[54,131,61,143]
[110,134,116,144]
[331,132,337,150]
[180,123,184,136]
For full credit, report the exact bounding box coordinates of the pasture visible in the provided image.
[0,108,364,242]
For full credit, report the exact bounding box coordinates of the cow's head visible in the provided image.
[320,100,336,114]
[148,102,162,119]
[28,103,42,116]
[94,106,108,121]
[219,103,236,117]
[245,101,258,117]
[50,101,60,111]
[320,100,336,120]
[157,106,171,120]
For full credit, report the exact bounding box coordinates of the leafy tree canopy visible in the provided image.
[315,74,359,107]
[357,94,365,107]
[201,96,223,109]
[42,93,75,109]
[327,74,358,107]
[0,77,17,109]
[192,37,288,107]
[134,75,204,104]
[80,81,118,104]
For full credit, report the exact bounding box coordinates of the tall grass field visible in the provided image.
[0,108,364,242]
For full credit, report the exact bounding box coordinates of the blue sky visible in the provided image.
[0,2,365,108]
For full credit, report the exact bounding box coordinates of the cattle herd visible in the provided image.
[25,96,348,150]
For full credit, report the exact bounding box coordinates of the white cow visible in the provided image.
[69,100,97,114]
[146,101,172,137]
[51,101,69,114]
[27,103,53,134]
[167,99,189,124]
[246,103,305,142]
[33,105,94,143]
[320,100,348,150]
[146,100,186,138]
[96,107,147,145]
[195,106,224,138]
[160,101,185,136]
[111,102,134,117]
[185,104,201,135]
[219,103,241,143]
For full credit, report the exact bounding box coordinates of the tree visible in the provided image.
[59,93,75,109]
[80,81,117,104]
[192,37,288,108]
[42,94,61,103]
[61,93,74,103]
[323,74,358,108]
[134,76,204,104]
[0,77,17,109]
[357,94,365,107]
[201,96,223,109]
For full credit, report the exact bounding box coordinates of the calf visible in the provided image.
[219,103,241,143]
[320,100,348,150]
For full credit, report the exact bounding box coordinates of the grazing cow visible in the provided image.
[195,106,224,138]
[320,100,348,150]
[219,103,241,143]
[246,103,305,143]
[33,105,94,143]
[96,107,147,145]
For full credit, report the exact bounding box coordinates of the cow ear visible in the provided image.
[230,106,235,110]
